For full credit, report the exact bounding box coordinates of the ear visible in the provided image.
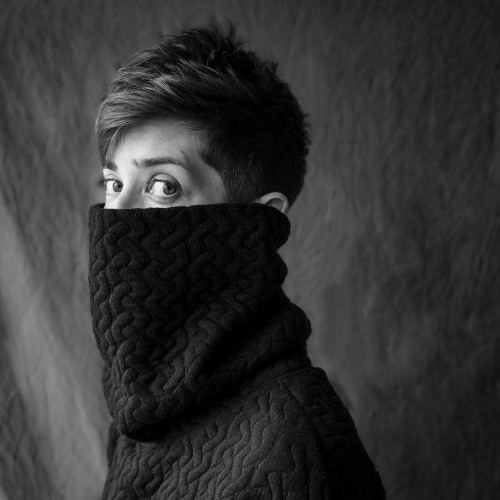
[254,192,289,214]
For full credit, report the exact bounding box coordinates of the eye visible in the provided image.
[148,179,179,198]
[95,176,122,194]
[107,180,123,193]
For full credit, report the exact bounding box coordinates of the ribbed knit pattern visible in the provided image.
[89,203,385,499]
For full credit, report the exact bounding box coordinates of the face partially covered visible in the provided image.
[100,119,227,209]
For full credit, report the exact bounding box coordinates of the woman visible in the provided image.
[89,24,385,499]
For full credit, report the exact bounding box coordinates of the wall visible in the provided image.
[1,0,499,498]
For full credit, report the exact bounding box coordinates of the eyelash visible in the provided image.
[94,175,108,190]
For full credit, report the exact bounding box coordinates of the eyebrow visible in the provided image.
[103,155,188,171]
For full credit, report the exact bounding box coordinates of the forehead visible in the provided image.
[109,118,203,165]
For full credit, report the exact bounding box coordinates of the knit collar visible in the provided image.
[88,203,310,441]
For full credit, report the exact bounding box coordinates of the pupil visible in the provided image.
[112,181,121,192]
[163,183,175,195]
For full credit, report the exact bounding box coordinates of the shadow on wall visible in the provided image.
[1,0,500,499]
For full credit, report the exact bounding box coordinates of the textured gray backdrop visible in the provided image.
[1,0,499,499]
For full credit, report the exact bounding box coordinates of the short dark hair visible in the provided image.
[96,24,310,206]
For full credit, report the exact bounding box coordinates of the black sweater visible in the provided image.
[88,203,385,499]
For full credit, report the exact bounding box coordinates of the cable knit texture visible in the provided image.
[89,203,385,499]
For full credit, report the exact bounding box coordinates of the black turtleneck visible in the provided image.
[88,203,385,499]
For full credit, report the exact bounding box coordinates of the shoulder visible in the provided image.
[241,365,386,499]
[276,366,358,436]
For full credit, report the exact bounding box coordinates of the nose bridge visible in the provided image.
[115,191,135,209]
[107,187,143,209]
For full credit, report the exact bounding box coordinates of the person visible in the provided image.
[88,24,386,499]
